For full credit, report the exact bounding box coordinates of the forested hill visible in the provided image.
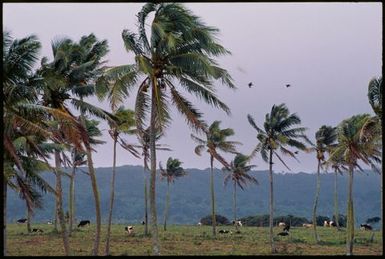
[6,165,381,226]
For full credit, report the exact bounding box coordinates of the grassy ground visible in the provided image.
[6,223,383,256]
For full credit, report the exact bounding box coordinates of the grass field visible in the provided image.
[6,223,383,256]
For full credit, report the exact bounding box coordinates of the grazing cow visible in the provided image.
[218,229,231,234]
[197,222,202,226]
[141,221,145,225]
[324,220,337,227]
[32,228,44,233]
[17,218,28,224]
[303,223,313,228]
[277,231,289,236]
[278,222,286,227]
[47,221,53,225]
[360,224,373,231]
[283,225,290,232]
[125,226,134,235]
[232,220,242,227]
[77,220,90,227]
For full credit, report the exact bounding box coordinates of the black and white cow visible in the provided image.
[360,223,373,231]
[32,228,44,233]
[125,225,134,235]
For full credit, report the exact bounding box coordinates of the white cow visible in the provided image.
[125,225,134,235]
[278,222,286,227]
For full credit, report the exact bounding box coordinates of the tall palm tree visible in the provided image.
[222,153,258,230]
[37,34,112,256]
[247,103,310,254]
[325,149,347,229]
[68,118,105,236]
[137,127,171,236]
[99,3,235,254]
[191,121,240,237]
[104,107,140,256]
[362,76,382,237]
[329,114,381,255]
[310,125,337,243]
[159,157,187,231]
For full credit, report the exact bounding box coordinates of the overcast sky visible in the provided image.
[3,3,382,173]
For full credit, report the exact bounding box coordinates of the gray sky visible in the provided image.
[3,3,382,173]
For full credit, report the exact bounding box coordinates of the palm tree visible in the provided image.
[159,157,187,231]
[310,125,337,243]
[68,118,105,236]
[362,76,382,236]
[37,34,112,256]
[247,103,310,254]
[222,153,258,230]
[100,3,235,254]
[325,149,347,229]
[3,31,49,256]
[329,114,381,255]
[137,127,171,236]
[191,121,240,237]
[104,107,140,256]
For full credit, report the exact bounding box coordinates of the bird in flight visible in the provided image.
[286,84,291,88]
[294,151,299,154]
[248,82,253,88]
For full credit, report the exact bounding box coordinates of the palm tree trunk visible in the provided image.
[54,198,58,231]
[149,82,160,255]
[210,154,217,237]
[55,150,70,255]
[163,181,170,231]
[85,144,101,256]
[4,180,7,256]
[233,181,238,231]
[68,165,76,236]
[312,159,321,243]
[334,169,340,229]
[346,165,354,255]
[26,205,31,233]
[105,133,118,256]
[143,166,149,236]
[268,149,275,254]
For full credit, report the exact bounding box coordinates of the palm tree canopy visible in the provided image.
[159,157,187,184]
[247,103,311,170]
[313,125,338,161]
[368,76,382,118]
[223,153,258,190]
[191,120,241,168]
[329,114,381,173]
[98,3,235,134]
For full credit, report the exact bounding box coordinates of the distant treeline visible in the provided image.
[6,166,381,226]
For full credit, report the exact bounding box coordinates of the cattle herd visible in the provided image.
[14,217,376,236]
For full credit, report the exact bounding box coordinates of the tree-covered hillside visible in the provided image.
[6,165,381,226]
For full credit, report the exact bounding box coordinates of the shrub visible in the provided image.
[200,214,230,226]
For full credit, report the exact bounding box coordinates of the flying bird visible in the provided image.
[294,151,299,154]
[248,82,253,88]
[286,84,291,88]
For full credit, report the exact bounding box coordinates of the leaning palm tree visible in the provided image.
[309,125,337,243]
[37,34,112,256]
[191,121,240,237]
[247,103,310,254]
[159,157,187,231]
[104,107,140,256]
[97,3,235,254]
[3,31,52,256]
[222,153,258,230]
[328,114,381,255]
